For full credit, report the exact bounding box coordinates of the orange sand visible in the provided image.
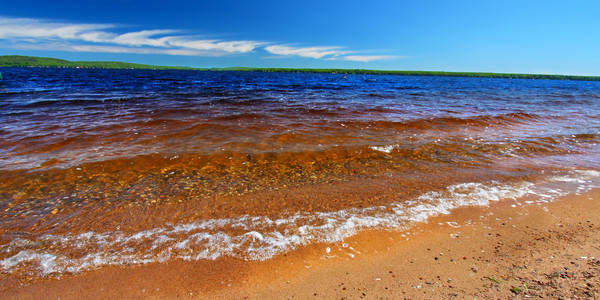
[2,190,599,299]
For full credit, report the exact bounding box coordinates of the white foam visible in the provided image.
[551,170,600,184]
[369,144,395,153]
[1,169,599,276]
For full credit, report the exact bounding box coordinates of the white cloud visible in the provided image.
[0,16,398,62]
[263,45,398,62]
[264,45,348,59]
[111,30,177,47]
[68,45,245,57]
[342,55,397,62]
[169,39,263,53]
[0,17,112,40]
[71,45,190,55]
[0,16,262,56]
[78,31,115,43]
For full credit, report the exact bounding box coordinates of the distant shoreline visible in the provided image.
[1,55,599,81]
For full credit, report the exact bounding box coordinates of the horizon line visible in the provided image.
[1,55,599,79]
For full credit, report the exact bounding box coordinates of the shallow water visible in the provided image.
[1,68,599,277]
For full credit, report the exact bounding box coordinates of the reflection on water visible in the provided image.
[0,68,599,277]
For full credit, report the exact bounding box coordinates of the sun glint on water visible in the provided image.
[1,68,599,277]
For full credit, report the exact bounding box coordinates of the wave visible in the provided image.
[369,135,597,159]
[1,170,598,277]
[371,112,546,130]
[2,124,597,173]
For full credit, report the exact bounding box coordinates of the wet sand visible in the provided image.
[2,189,599,299]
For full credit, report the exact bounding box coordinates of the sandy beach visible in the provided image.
[1,189,598,299]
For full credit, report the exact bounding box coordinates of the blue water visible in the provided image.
[0,67,599,278]
[1,68,599,170]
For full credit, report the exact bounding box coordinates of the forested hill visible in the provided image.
[1,55,599,81]
[0,55,194,70]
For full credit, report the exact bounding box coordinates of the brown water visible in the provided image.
[1,68,599,277]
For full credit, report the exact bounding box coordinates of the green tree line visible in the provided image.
[2,55,599,81]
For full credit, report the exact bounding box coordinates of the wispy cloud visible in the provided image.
[264,45,349,59]
[342,55,398,62]
[0,17,112,40]
[0,16,397,62]
[262,45,400,63]
[111,30,177,47]
[0,17,264,56]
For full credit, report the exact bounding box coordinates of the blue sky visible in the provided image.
[1,0,599,75]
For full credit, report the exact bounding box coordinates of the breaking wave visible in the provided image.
[2,170,598,277]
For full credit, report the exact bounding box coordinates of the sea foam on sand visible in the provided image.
[1,170,598,277]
